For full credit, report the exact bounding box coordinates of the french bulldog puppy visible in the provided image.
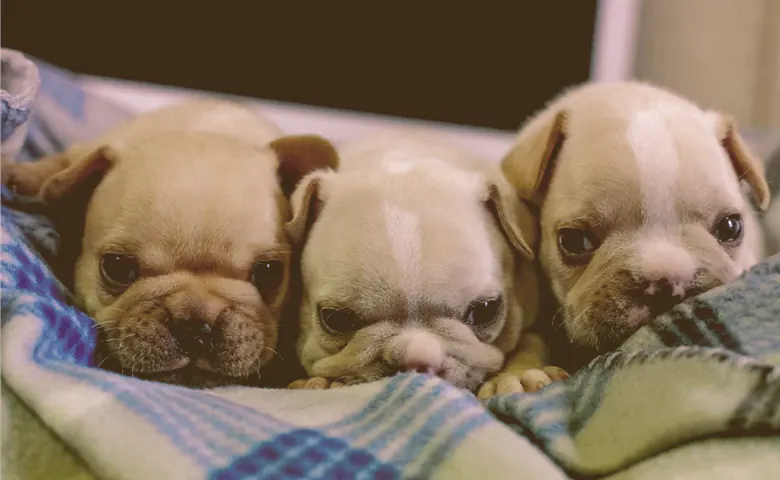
[500,81,771,357]
[284,130,568,396]
[2,99,339,388]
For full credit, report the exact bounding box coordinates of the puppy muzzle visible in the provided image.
[95,277,277,387]
[311,327,505,390]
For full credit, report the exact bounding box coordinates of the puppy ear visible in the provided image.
[29,146,117,292]
[486,182,538,260]
[286,173,326,245]
[708,112,771,211]
[500,110,568,205]
[39,146,118,206]
[2,152,72,197]
[269,135,340,198]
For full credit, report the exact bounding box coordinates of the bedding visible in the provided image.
[1,50,779,480]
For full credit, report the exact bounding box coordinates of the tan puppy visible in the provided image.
[501,81,770,355]
[2,99,339,388]
[284,130,567,396]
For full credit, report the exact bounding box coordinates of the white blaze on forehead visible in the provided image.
[383,200,423,294]
[626,110,680,228]
[382,159,416,174]
[380,149,420,174]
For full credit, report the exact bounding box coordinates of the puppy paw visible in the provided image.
[476,366,569,400]
[287,377,352,390]
[288,377,332,389]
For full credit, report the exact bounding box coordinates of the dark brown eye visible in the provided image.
[712,213,743,245]
[250,260,285,299]
[557,228,600,263]
[318,307,360,335]
[100,253,139,286]
[464,297,503,327]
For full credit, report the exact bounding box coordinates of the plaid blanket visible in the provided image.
[2,50,779,480]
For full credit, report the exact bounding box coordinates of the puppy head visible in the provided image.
[288,156,538,391]
[501,82,770,352]
[38,132,338,387]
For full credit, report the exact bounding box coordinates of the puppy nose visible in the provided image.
[641,277,690,314]
[169,318,217,358]
[400,331,444,376]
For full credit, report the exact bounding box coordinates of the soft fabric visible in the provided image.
[2,53,779,480]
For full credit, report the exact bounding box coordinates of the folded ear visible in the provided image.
[486,182,538,260]
[500,110,568,205]
[286,173,327,245]
[2,150,75,197]
[269,135,340,198]
[708,112,771,211]
[38,146,118,206]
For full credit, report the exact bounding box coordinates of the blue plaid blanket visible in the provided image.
[2,50,780,480]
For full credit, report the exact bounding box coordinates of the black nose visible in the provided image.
[641,278,688,315]
[169,318,217,358]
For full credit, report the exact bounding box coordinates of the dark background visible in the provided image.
[2,2,598,131]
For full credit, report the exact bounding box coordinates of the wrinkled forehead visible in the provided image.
[305,182,504,315]
[87,155,283,268]
[548,110,743,223]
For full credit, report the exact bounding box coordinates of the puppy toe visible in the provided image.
[543,366,570,382]
[476,381,497,400]
[287,379,308,389]
[520,369,553,392]
[495,374,525,396]
[304,377,331,389]
[330,381,346,389]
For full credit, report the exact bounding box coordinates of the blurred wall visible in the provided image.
[635,0,780,128]
[1,2,598,132]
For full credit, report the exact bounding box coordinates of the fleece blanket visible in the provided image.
[2,50,780,480]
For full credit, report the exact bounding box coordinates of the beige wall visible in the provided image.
[635,0,780,128]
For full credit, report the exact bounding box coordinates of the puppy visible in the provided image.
[284,130,567,396]
[2,99,339,388]
[500,81,771,358]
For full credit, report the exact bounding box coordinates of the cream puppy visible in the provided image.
[285,130,567,395]
[2,99,339,388]
[501,82,771,355]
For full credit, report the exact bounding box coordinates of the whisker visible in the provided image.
[264,346,283,361]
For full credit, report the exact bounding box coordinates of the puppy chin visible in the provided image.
[304,320,505,391]
[92,273,277,387]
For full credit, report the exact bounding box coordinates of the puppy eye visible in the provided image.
[250,260,285,299]
[464,297,503,327]
[712,213,743,245]
[100,253,139,286]
[557,228,600,263]
[318,307,360,335]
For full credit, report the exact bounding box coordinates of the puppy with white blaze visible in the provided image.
[500,82,771,356]
[286,131,568,396]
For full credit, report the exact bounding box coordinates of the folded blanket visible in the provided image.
[2,52,779,480]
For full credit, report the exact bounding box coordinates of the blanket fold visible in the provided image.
[2,52,779,480]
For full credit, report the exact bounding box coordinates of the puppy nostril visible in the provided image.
[169,318,217,358]
[641,277,690,315]
[404,362,443,376]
